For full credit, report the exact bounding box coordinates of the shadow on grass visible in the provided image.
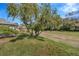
[10,33,44,42]
[35,36,45,41]
[10,33,29,42]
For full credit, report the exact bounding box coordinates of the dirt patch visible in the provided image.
[0,40,8,44]
[0,37,14,45]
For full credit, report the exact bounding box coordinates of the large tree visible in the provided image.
[7,3,54,37]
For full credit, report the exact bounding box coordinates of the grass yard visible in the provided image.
[40,31,79,48]
[50,31,79,37]
[0,33,79,56]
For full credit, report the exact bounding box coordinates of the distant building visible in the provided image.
[0,18,18,30]
[0,18,18,26]
[0,18,27,32]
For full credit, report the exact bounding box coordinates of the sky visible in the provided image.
[0,3,22,25]
[0,3,79,24]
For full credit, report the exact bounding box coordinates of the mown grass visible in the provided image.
[50,31,79,37]
[0,34,79,56]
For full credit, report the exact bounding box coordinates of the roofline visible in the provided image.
[0,23,18,26]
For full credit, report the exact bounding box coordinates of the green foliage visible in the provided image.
[7,3,55,36]
[59,19,76,31]
[7,3,79,35]
[0,26,18,34]
[7,4,18,20]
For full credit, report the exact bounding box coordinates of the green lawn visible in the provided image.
[51,31,79,37]
[0,34,79,56]
[40,31,79,48]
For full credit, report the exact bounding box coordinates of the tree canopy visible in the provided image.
[7,3,58,37]
[7,3,78,37]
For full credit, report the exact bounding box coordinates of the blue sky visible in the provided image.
[0,3,22,25]
[0,3,79,24]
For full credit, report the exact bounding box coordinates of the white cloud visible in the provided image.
[58,3,79,18]
[60,3,79,13]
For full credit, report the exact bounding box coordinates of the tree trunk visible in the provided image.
[34,30,40,37]
[30,29,34,36]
